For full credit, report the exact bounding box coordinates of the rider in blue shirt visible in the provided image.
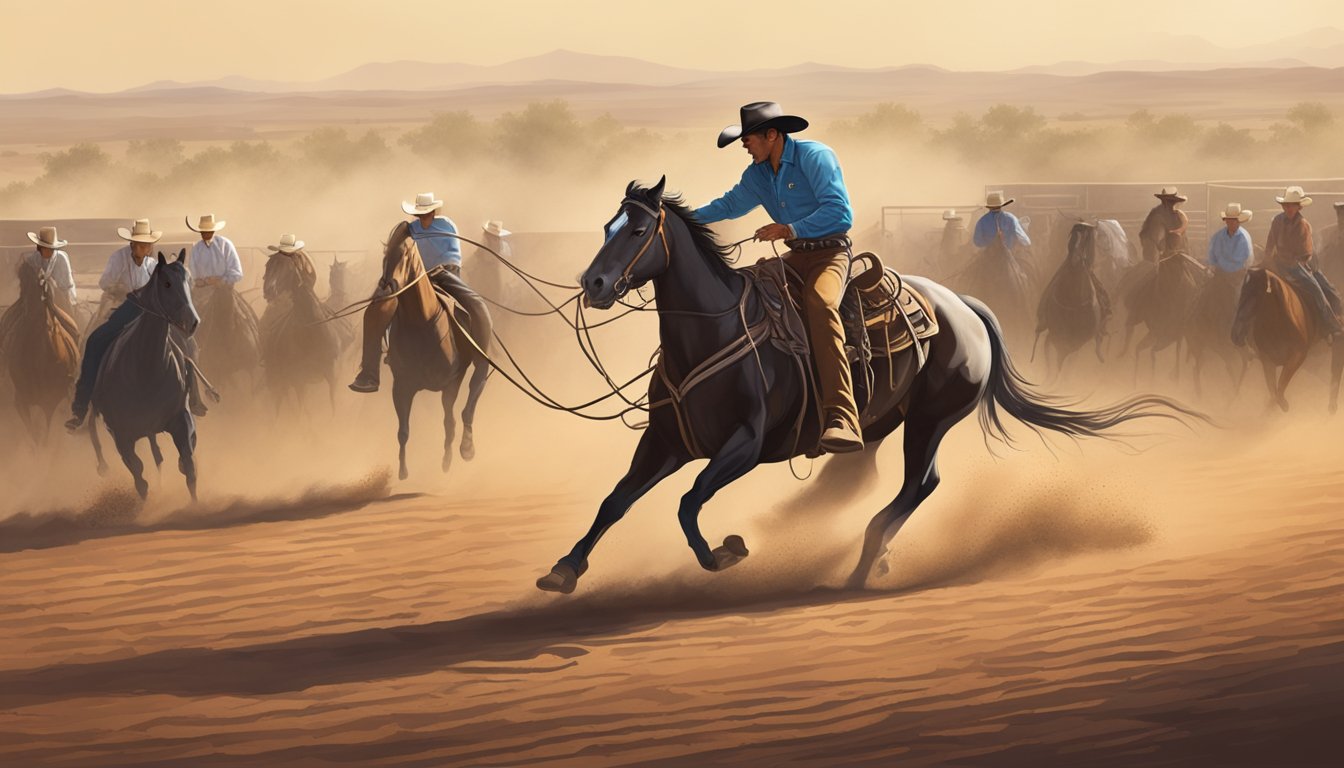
[693,102,862,454]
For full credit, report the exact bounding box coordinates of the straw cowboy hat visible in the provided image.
[1155,186,1188,202]
[117,219,163,243]
[186,213,226,232]
[482,220,511,238]
[1275,186,1313,206]
[984,191,1014,209]
[27,226,68,249]
[716,101,809,149]
[942,209,962,221]
[402,192,444,216]
[1219,203,1253,223]
[267,233,305,254]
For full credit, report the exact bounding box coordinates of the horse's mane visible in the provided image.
[626,181,736,266]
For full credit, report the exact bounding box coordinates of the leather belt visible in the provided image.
[784,235,852,252]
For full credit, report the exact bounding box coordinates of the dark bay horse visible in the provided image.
[259,252,341,412]
[1186,269,1251,399]
[88,250,201,500]
[376,222,490,479]
[193,283,261,391]
[1233,267,1344,412]
[0,261,80,443]
[1121,250,1209,382]
[1034,222,1111,377]
[536,179,1202,594]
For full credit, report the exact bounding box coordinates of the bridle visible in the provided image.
[611,197,670,299]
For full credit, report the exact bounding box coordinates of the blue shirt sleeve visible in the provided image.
[787,144,853,239]
[693,169,761,224]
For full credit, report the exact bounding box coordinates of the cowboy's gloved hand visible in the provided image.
[755,223,792,242]
[377,277,399,295]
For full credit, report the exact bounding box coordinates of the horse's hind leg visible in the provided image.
[440,364,466,474]
[112,432,149,499]
[459,356,491,462]
[1276,351,1307,413]
[392,381,415,481]
[538,428,685,594]
[168,414,198,502]
[847,383,979,590]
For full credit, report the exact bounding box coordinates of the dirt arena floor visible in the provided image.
[1,327,1342,767]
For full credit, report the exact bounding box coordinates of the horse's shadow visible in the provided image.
[0,584,910,707]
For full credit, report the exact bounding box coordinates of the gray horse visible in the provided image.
[89,249,202,501]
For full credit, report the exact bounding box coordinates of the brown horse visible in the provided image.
[376,222,491,479]
[0,261,80,443]
[259,251,341,414]
[1121,251,1209,382]
[1232,267,1344,412]
[194,283,261,392]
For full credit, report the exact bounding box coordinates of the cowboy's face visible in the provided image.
[1282,202,1301,218]
[37,245,54,259]
[130,242,152,261]
[1162,197,1180,208]
[416,211,437,227]
[741,129,778,164]
[200,230,214,243]
[1224,217,1240,234]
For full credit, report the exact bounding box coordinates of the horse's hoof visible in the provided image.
[876,559,891,576]
[441,456,452,473]
[399,466,409,481]
[536,563,580,594]
[134,480,149,500]
[460,439,475,462]
[711,535,749,571]
[96,462,109,477]
[1278,399,1290,413]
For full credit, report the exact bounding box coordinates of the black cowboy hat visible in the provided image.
[716,101,809,148]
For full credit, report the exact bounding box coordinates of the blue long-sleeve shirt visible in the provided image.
[1207,226,1253,273]
[973,210,1031,251]
[410,216,462,269]
[692,136,853,239]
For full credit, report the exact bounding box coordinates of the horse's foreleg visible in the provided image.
[112,432,148,499]
[168,413,198,503]
[538,428,685,594]
[439,364,466,474]
[88,412,109,476]
[392,380,415,481]
[148,434,164,471]
[677,421,764,572]
[1276,351,1306,412]
[459,355,491,462]
[1331,340,1344,414]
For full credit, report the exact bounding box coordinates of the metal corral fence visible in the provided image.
[987,178,1344,256]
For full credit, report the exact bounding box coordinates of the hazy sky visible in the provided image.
[1,0,1339,92]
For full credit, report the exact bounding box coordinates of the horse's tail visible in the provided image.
[963,295,1207,445]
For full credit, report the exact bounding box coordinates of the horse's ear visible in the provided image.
[649,175,667,203]
[624,179,638,198]
[178,247,187,265]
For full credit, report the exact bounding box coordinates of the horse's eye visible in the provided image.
[634,228,647,237]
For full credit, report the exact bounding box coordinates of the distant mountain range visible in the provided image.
[15,26,1332,96]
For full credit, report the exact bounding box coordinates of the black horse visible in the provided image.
[536,178,1202,594]
[1033,222,1111,377]
[88,249,202,500]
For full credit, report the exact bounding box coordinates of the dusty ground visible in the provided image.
[0,337,1342,766]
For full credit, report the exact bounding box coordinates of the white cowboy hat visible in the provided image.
[186,213,226,232]
[117,218,163,243]
[266,233,305,254]
[1275,186,1313,206]
[27,226,68,249]
[942,209,962,221]
[984,191,1014,209]
[482,220,511,237]
[1219,203,1252,223]
[402,192,443,216]
[1155,186,1188,202]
